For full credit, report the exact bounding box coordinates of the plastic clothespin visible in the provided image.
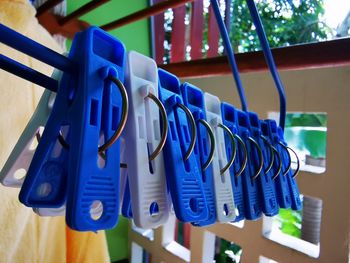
[19,27,126,231]
[262,120,291,209]
[221,103,246,222]
[235,110,263,220]
[0,88,55,187]
[119,137,127,214]
[204,93,236,222]
[248,113,279,217]
[122,51,169,228]
[158,69,208,223]
[0,69,67,217]
[277,127,302,211]
[181,83,216,226]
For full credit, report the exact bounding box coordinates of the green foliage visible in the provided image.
[163,0,330,62]
[228,0,330,53]
[214,239,242,263]
[276,208,302,238]
[285,113,327,127]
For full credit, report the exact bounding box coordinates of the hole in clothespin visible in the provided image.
[149,202,159,217]
[223,203,229,216]
[98,133,106,168]
[90,200,103,221]
[36,182,52,197]
[189,198,198,213]
[14,168,26,180]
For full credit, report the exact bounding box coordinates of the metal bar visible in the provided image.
[0,54,58,92]
[190,0,204,60]
[36,0,64,18]
[100,0,194,31]
[151,0,166,64]
[59,0,110,26]
[159,38,350,77]
[170,5,186,62]
[207,3,220,57]
[38,13,90,39]
[0,24,74,73]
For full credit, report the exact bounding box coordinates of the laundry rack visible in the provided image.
[2,1,350,262]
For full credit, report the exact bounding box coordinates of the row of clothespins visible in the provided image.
[0,24,301,232]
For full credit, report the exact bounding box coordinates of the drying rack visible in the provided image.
[36,0,350,78]
[2,0,350,262]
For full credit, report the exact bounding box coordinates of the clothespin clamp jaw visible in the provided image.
[181,83,216,226]
[277,127,302,211]
[204,93,236,223]
[248,112,279,216]
[158,69,208,223]
[233,109,264,220]
[18,27,127,231]
[221,102,248,222]
[263,120,292,209]
[121,51,169,229]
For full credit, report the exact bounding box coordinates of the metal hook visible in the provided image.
[36,130,69,150]
[260,135,275,174]
[98,76,129,153]
[286,145,300,179]
[36,76,128,159]
[233,134,248,178]
[175,103,197,161]
[271,145,282,180]
[248,136,264,180]
[197,119,215,170]
[145,93,168,161]
[278,141,292,176]
[217,123,236,175]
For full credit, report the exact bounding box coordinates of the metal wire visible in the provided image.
[198,119,215,170]
[218,123,236,175]
[146,93,168,161]
[175,103,197,161]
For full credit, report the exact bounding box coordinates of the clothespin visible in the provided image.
[221,103,247,222]
[248,112,279,216]
[158,69,208,223]
[204,93,236,222]
[262,120,292,209]
[277,127,301,211]
[121,51,169,228]
[181,83,216,226]
[235,110,263,220]
[17,27,127,231]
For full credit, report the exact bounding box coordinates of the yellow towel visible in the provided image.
[0,1,110,262]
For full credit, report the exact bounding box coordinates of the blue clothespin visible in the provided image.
[277,128,302,211]
[235,110,263,220]
[181,83,216,226]
[158,69,208,223]
[17,27,127,231]
[262,120,292,209]
[122,178,133,218]
[248,113,279,216]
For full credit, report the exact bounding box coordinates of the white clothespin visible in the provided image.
[204,92,236,222]
[122,51,169,228]
[0,69,65,216]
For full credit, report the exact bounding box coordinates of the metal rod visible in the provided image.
[36,0,64,18]
[159,38,350,78]
[0,54,58,92]
[59,0,111,25]
[101,0,194,31]
[0,24,74,73]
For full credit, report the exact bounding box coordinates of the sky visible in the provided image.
[324,0,350,28]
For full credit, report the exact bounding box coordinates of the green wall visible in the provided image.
[66,1,151,261]
[67,0,151,56]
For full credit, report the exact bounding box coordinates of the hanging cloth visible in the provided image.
[0,1,109,262]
